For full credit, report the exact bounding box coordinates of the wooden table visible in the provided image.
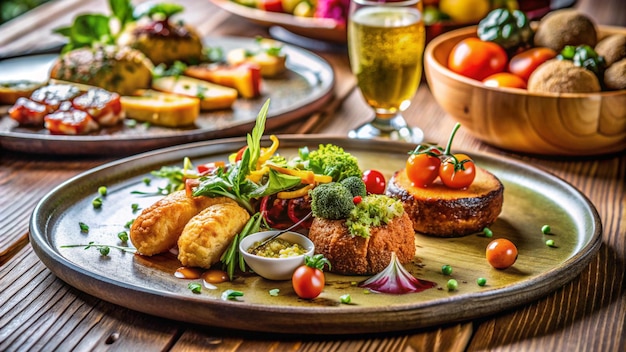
[1,1,624,351]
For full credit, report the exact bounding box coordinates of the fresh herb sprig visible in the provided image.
[61,241,136,256]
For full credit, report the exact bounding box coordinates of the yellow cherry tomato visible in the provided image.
[439,0,491,23]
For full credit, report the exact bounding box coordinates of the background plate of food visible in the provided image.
[0,37,334,155]
[29,135,601,334]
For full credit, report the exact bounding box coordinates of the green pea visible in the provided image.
[541,225,551,234]
[98,186,107,196]
[340,294,352,304]
[92,197,103,209]
[546,239,556,247]
[441,264,453,275]
[477,277,487,286]
[447,279,458,291]
[99,246,110,256]
[482,227,493,238]
[118,231,129,242]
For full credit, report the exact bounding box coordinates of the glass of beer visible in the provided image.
[347,0,425,143]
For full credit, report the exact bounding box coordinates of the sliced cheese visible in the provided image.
[120,90,200,127]
[226,48,287,77]
[152,76,237,111]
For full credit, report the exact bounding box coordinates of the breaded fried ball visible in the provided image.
[604,59,626,90]
[528,59,601,93]
[595,34,626,67]
[178,202,250,269]
[534,9,597,52]
[307,212,415,275]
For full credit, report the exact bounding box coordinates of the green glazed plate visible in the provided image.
[29,136,602,334]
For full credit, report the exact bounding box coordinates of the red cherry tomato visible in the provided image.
[486,238,518,269]
[197,161,226,174]
[234,146,248,162]
[292,254,329,299]
[362,169,386,194]
[439,154,476,189]
[482,72,527,89]
[508,47,557,82]
[448,38,508,81]
[406,152,441,188]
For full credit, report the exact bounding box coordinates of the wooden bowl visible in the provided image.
[424,25,626,156]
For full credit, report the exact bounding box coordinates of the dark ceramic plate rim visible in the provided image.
[0,37,334,156]
[29,136,602,334]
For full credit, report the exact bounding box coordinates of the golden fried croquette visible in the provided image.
[307,213,415,275]
[130,190,236,256]
[177,202,250,269]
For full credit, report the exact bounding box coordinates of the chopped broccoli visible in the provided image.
[346,195,405,238]
[307,144,362,182]
[310,182,355,220]
[340,176,366,198]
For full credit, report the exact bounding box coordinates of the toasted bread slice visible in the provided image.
[386,166,504,237]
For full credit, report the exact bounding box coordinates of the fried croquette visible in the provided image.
[130,190,236,256]
[386,166,504,237]
[177,202,250,269]
[307,213,416,275]
[527,59,601,93]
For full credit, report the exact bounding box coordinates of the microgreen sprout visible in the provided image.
[92,197,103,208]
[441,264,453,275]
[131,203,140,212]
[60,242,136,256]
[79,222,89,233]
[221,289,244,301]
[118,231,129,243]
[340,294,352,304]
[188,282,202,294]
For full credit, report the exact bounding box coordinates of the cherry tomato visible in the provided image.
[406,152,441,188]
[439,154,476,189]
[486,238,518,269]
[482,72,527,89]
[292,254,330,299]
[362,169,386,194]
[197,161,226,174]
[508,47,557,82]
[234,146,248,162]
[448,38,508,81]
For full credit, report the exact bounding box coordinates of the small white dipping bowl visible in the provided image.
[239,230,315,281]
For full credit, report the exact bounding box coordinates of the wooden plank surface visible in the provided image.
[1,0,625,351]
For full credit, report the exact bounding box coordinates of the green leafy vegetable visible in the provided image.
[188,282,202,294]
[305,144,362,182]
[221,289,244,301]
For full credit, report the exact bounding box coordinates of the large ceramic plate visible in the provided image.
[0,37,334,155]
[29,136,601,334]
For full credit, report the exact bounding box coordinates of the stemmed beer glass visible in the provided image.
[347,0,425,143]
